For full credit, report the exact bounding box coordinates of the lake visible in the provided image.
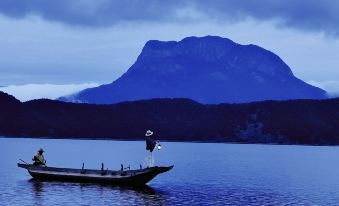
[1,138,339,205]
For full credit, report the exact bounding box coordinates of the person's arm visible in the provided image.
[34,155,44,164]
[33,155,39,162]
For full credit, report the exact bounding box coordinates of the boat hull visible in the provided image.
[18,163,173,186]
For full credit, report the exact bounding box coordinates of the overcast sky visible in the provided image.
[0,0,339,100]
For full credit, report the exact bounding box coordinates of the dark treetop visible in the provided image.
[1,91,338,145]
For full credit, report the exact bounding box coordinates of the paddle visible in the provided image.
[19,159,29,164]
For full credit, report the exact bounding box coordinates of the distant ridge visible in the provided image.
[61,36,326,104]
[1,91,339,145]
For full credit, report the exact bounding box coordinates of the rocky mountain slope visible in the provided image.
[62,36,326,104]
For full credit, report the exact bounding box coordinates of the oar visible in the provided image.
[19,159,29,165]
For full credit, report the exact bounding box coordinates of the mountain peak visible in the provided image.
[62,36,326,104]
[145,35,234,46]
[143,36,236,54]
[138,36,239,68]
[181,35,235,44]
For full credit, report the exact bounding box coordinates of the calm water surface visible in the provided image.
[1,137,339,205]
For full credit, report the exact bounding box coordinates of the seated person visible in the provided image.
[32,148,46,166]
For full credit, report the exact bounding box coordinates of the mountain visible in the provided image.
[61,36,326,104]
[1,91,339,145]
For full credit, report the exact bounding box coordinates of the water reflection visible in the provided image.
[29,179,45,206]
[27,179,167,205]
[112,185,168,205]
[30,179,44,193]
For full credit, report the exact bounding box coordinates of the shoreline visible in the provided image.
[0,136,337,147]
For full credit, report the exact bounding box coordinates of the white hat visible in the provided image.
[145,130,153,137]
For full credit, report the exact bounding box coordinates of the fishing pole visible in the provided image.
[19,159,29,165]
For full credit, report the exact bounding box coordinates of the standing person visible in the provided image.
[32,148,47,166]
[145,130,156,152]
[144,130,162,167]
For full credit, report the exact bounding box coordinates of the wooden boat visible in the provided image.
[18,163,173,186]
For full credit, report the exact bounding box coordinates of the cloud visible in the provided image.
[0,0,188,26]
[0,0,338,35]
[0,83,99,101]
[307,80,339,97]
[1,14,339,86]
